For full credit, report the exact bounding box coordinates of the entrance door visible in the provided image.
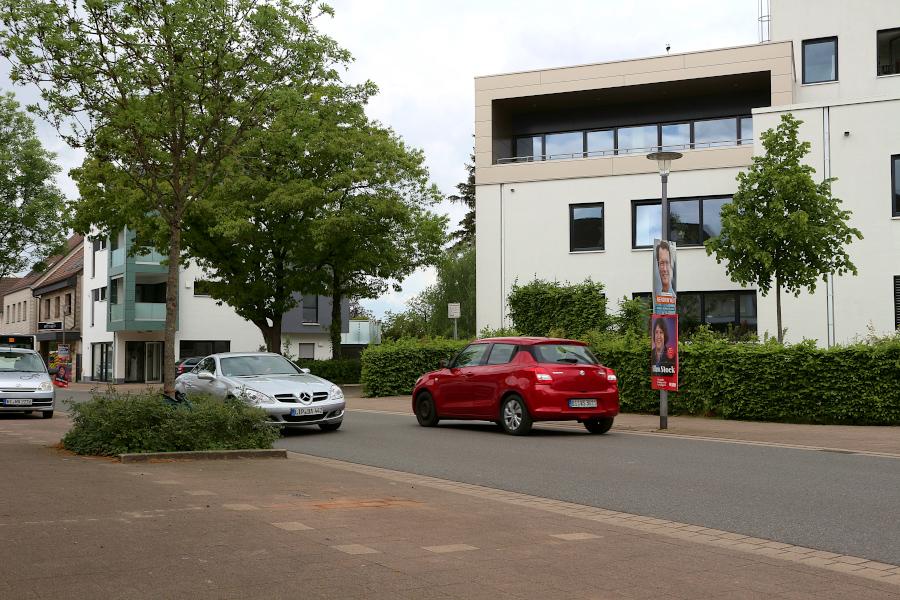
[125,342,145,383]
[145,342,163,383]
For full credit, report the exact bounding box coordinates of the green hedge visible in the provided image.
[361,338,467,397]
[297,358,361,384]
[508,278,609,338]
[62,393,281,456]
[585,332,900,425]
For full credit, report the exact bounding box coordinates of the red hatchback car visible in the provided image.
[412,337,619,436]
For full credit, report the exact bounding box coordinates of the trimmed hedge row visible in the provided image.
[360,334,900,425]
[361,338,467,397]
[297,358,361,384]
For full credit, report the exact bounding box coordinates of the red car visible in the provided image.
[412,337,619,436]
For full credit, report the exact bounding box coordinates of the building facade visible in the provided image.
[80,231,347,383]
[474,0,900,345]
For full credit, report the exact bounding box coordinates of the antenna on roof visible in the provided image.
[665,43,671,54]
[758,0,771,43]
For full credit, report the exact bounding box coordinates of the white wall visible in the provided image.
[81,239,113,380]
[281,333,333,360]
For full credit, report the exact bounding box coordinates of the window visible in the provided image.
[877,28,900,76]
[302,295,318,323]
[194,279,212,296]
[545,131,583,160]
[617,125,658,154]
[196,357,216,374]
[486,343,517,365]
[569,203,604,252]
[450,343,489,368]
[740,117,753,144]
[694,118,738,148]
[661,123,690,151]
[136,282,166,303]
[586,130,614,157]
[803,37,838,84]
[22,301,27,321]
[632,196,732,248]
[54,297,60,318]
[634,290,757,334]
[298,343,315,360]
[44,299,50,319]
[515,135,543,161]
[179,340,230,358]
[91,238,106,277]
[64,294,71,315]
[92,342,113,382]
[893,155,900,217]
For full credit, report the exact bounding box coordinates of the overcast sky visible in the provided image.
[1,0,763,319]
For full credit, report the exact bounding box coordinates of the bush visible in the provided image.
[62,393,281,456]
[361,338,467,397]
[508,278,609,338]
[297,358,361,384]
[584,331,900,425]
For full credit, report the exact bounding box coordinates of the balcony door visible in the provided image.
[124,341,163,383]
[145,342,163,383]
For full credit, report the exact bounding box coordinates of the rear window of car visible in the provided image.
[530,344,598,365]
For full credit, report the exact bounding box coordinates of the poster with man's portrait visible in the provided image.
[650,314,678,391]
[652,239,677,315]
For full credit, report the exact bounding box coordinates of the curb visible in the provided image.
[119,449,287,463]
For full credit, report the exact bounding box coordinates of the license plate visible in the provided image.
[4,398,32,406]
[290,407,323,416]
[569,398,597,408]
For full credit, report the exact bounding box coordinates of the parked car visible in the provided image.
[412,337,619,436]
[0,348,55,418]
[175,356,204,375]
[175,352,344,431]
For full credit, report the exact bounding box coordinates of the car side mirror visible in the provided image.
[197,371,215,381]
[300,368,311,374]
[438,359,447,369]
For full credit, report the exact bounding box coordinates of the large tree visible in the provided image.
[0,92,68,279]
[0,0,348,393]
[705,113,862,343]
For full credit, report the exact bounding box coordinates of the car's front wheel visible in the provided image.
[500,395,532,436]
[318,421,342,432]
[414,391,440,427]
[584,417,613,434]
[41,410,53,419]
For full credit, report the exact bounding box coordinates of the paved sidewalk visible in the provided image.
[1,413,898,599]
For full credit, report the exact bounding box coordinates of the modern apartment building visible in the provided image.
[81,230,346,383]
[474,0,900,344]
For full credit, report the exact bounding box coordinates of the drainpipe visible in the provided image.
[823,107,835,347]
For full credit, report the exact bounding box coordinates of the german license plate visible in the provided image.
[569,398,597,408]
[290,407,323,416]
[4,398,32,406]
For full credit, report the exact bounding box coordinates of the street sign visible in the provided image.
[38,321,63,331]
[447,303,461,319]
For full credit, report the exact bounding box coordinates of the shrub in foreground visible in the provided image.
[62,393,280,456]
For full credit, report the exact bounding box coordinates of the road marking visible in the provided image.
[153,480,181,485]
[346,408,900,459]
[271,521,312,531]
[333,544,379,555]
[550,532,601,541]
[423,544,478,554]
[185,490,217,496]
[288,452,899,586]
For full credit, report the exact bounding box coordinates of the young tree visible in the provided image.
[447,153,475,250]
[0,0,348,393]
[0,92,68,279]
[705,113,862,343]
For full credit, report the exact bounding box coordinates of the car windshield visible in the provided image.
[0,352,46,373]
[220,355,301,377]
[532,344,599,365]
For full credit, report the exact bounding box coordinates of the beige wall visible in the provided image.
[3,287,37,333]
[34,278,82,332]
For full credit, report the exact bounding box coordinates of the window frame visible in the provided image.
[892,154,900,218]
[633,290,757,333]
[301,295,319,324]
[569,202,605,252]
[449,343,490,369]
[802,36,839,84]
[876,27,900,76]
[485,343,519,366]
[631,195,732,249]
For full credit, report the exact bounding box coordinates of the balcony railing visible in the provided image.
[135,248,166,264]
[497,138,754,164]
[135,302,166,321]
[109,303,124,321]
[110,248,125,267]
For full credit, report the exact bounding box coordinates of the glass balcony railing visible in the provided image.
[109,303,124,321]
[110,248,125,267]
[135,302,166,320]
[135,248,166,264]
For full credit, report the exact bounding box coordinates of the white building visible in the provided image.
[474,0,900,345]
[80,230,343,383]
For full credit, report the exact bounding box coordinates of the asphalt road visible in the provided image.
[276,409,900,565]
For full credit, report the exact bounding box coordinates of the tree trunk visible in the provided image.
[330,277,343,359]
[252,317,282,354]
[163,225,181,396]
[775,275,783,344]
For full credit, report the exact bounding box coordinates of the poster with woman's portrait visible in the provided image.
[650,314,678,391]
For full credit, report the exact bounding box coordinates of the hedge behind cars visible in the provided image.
[360,334,900,425]
[297,358,361,384]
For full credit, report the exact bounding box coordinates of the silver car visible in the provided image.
[174,352,345,431]
[0,348,55,418]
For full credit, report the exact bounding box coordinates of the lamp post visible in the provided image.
[647,151,682,430]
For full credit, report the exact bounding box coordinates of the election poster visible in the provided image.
[650,314,678,391]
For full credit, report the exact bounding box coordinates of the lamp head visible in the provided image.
[647,151,683,176]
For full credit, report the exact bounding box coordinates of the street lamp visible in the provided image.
[647,151,682,430]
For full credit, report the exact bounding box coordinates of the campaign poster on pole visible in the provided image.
[652,239,676,315]
[50,344,71,387]
[650,314,678,391]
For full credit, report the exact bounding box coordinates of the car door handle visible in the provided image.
[463,373,474,378]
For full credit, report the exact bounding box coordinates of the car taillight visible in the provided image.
[606,369,617,383]
[532,368,554,384]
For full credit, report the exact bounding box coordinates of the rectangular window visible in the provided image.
[110,278,121,304]
[179,340,231,358]
[545,131,583,160]
[803,37,838,84]
[54,297,60,318]
[302,295,319,324]
[878,28,900,76]
[64,293,71,315]
[44,299,50,319]
[632,196,732,248]
[617,125,658,154]
[694,118,738,148]
[586,129,614,157]
[634,290,757,334]
[486,343,518,365]
[92,342,113,382]
[298,343,315,360]
[893,155,900,217]
[740,117,753,144]
[22,301,26,321]
[569,203,604,252]
[515,135,543,161]
[135,282,166,303]
[661,123,690,151]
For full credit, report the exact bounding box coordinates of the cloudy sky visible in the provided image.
[1,0,763,318]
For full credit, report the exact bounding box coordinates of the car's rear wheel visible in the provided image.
[41,410,54,419]
[318,421,342,432]
[584,417,613,434]
[500,395,532,436]
[414,391,439,427]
